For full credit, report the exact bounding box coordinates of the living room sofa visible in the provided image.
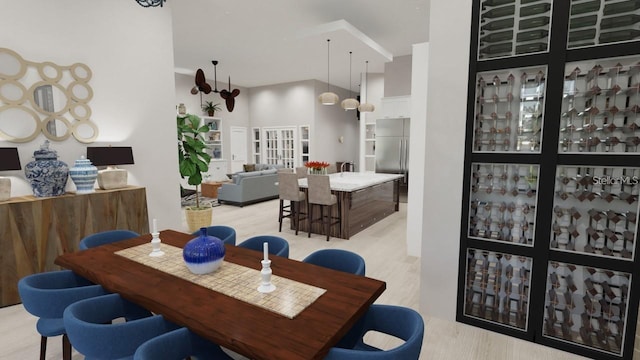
[217,164,283,206]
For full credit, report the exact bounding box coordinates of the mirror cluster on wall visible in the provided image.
[0,47,98,143]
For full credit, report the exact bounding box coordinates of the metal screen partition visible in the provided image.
[458,1,640,359]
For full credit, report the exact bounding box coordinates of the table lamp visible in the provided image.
[0,147,21,201]
[86,146,134,190]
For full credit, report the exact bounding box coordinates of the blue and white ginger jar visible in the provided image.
[24,141,69,197]
[69,156,98,194]
[183,227,226,274]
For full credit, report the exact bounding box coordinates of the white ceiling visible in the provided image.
[171,0,430,91]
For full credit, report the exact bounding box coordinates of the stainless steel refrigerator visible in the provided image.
[375,118,410,195]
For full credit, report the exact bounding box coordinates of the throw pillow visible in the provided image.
[243,164,256,172]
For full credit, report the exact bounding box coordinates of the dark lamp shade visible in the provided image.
[0,148,21,171]
[86,147,134,166]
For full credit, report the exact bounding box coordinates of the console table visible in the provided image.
[0,186,149,307]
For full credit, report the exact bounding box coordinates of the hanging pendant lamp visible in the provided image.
[341,51,360,110]
[318,39,339,105]
[358,60,375,113]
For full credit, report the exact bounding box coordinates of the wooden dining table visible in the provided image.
[54,230,386,360]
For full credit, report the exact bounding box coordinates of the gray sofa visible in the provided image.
[217,164,283,206]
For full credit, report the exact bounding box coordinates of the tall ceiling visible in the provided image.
[171,0,430,91]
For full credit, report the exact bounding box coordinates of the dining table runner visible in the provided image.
[116,244,326,319]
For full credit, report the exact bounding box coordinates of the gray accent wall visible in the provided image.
[249,80,359,168]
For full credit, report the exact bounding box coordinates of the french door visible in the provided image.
[263,126,296,168]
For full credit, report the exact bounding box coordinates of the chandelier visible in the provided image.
[136,0,165,7]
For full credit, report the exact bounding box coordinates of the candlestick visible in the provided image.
[153,218,158,234]
[263,242,269,261]
[257,259,276,293]
[149,231,165,257]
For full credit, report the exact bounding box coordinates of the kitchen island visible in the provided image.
[296,172,403,239]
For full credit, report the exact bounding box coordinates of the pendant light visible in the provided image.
[358,60,375,113]
[318,39,339,105]
[341,51,360,110]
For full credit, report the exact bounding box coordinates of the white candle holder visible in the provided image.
[149,232,165,257]
[257,259,276,293]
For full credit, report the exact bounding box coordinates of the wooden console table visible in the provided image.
[0,186,149,307]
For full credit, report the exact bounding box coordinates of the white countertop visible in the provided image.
[298,172,404,192]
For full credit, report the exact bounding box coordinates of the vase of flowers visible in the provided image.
[304,161,330,175]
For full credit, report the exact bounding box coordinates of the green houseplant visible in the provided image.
[202,101,221,117]
[178,113,213,231]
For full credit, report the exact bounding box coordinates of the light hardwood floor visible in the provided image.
[0,199,586,359]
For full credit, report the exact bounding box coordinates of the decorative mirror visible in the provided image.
[0,48,98,143]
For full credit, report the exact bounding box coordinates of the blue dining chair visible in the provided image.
[63,293,178,360]
[325,305,424,359]
[237,235,289,258]
[191,225,237,245]
[302,249,366,276]
[79,229,140,250]
[134,327,233,360]
[18,270,108,360]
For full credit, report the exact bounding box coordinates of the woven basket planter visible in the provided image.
[185,205,212,233]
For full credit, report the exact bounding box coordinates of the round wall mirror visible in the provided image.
[70,103,91,120]
[42,115,72,141]
[38,62,63,82]
[30,82,70,115]
[70,63,92,81]
[73,120,98,143]
[68,81,93,102]
[0,48,26,79]
[0,105,41,142]
[0,80,28,105]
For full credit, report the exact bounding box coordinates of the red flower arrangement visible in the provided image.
[304,161,330,170]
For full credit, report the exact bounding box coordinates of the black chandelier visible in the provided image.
[136,0,165,7]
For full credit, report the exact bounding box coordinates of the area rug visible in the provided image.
[180,192,220,208]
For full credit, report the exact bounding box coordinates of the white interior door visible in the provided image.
[230,126,247,173]
[263,127,296,168]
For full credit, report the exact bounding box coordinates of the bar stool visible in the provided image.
[278,172,306,235]
[295,166,308,179]
[307,174,341,241]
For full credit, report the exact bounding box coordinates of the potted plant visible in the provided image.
[178,113,213,232]
[202,101,221,117]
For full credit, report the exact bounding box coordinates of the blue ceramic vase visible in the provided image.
[69,156,98,194]
[24,141,69,197]
[183,227,226,274]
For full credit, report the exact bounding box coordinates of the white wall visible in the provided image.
[420,0,472,321]
[1,0,183,231]
[384,55,412,97]
[406,43,429,258]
